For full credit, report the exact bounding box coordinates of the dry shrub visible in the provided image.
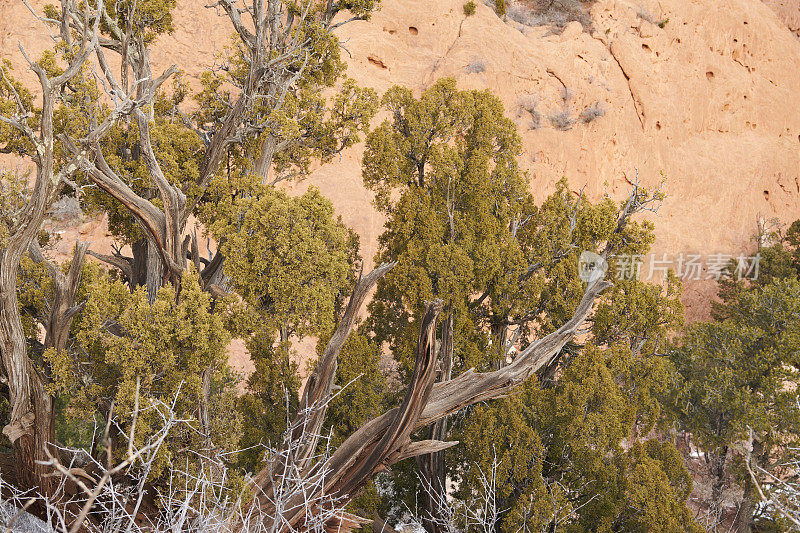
[50,195,82,222]
[517,94,542,129]
[549,109,574,130]
[465,57,488,74]
[513,0,596,33]
[579,102,605,123]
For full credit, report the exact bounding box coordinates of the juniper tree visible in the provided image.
[0,0,379,498]
[363,77,530,376]
[0,3,710,530]
[447,212,687,532]
[458,345,699,533]
[455,282,689,532]
[0,16,100,494]
[207,184,361,472]
[665,218,800,531]
[361,77,692,530]
[45,267,242,482]
[670,277,800,532]
[37,0,379,301]
[362,78,533,529]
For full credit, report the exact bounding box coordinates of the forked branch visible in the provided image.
[247,183,658,531]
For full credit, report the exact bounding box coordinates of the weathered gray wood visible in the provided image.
[0,9,98,497]
[245,182,661,532]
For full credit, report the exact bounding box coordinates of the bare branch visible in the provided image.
[392,440,459,464]
[289,262,397,465]
[745,427,800,528]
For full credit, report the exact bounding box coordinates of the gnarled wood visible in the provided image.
[245,179,662,531]
[261,299,444,532]
[319,277,610,504]
[333,299,443,497]
[252,262,397,491]
[21,242,89,500]
[417,311,453,533]
[255,274,609,532]
[29,241,89,353]
[0,2,100,500]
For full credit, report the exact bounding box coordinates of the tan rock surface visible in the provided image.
[763,0,800,37]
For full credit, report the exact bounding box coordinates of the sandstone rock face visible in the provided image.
[763,0,800,38]
[2,0,799,322]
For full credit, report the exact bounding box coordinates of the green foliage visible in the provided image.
[0,60,38,156]
[363,77,529,375]
[621,440,701,532]
[338,0,381,19]
[323,330,388,447]
[460,236,690,530]
[211,184,362,471]
[197,70,378,185]
[267,78,378,180]
[456,347,699,532]
[236,332,301,472]
[363,78,522,210]
[363,77,692,528]
[100,0,178,42]
[671,278,800,462]
[593,271,683,350]
[0,171,31,247]
[495,0,506,16]
[455,384,548,529]
[210,185,359,341]
[47,267,241,480]
[321,330,389,521]
[195,14,379,184]
[668,229,800,523]
[463,1,476,16]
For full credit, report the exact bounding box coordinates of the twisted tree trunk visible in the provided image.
[12,242,90,499]
[30,242,90,353]
[418,312,453,533]
[0,6,97,498]
[245,269,610,531]
[242,184,651,531]
[1,248,40,491]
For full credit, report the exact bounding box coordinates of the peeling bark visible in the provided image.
[29,241,89,353]
[418,312,453,533]
[253,262,397,494]
[0,16,97,497]
[246,273,610,531]
[243,182,660,531]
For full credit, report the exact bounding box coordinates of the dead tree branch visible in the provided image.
[245,184,656,530]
